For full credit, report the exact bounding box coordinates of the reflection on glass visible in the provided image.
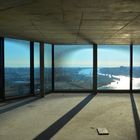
[5,38,30,97]
[44,44,52,93]
[34,42,40,94]
[133,45,140,90]
[98,45,130,90]
[54,45,93,90]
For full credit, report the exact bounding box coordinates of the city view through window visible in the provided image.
[54,45,93,90]
[44,43,52,92]
[98,45,130,90]
[5,38,30,97]
[3,39,140,97]
[133,45,140,90]
[34,42,40,94]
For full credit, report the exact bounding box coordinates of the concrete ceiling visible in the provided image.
[0,0,140,44]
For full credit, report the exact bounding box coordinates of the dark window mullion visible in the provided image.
[93,44,97,93]
[52,44,54,92]
[30,41,34,95]
[130,43,133,92]
[40,42,45,97]
[0,37,5,100]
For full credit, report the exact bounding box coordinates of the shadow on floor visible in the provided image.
[130,93,140,140]
[34,93,96,140]
[0,96,42,114]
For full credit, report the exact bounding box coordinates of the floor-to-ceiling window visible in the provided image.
[54,45,93,91]
[34,42,40,94]
[5,38,30,97]
[98,45,130,90]
[44,43,52,93]
[3,39,140,98]
[133,45,140,90]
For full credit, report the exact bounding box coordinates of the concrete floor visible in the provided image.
[0,94,87,140]
[134,94,140,116]
[0,93,138,140]
[53,94,137,140]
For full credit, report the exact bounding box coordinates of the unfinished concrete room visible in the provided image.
[0,0,140,140]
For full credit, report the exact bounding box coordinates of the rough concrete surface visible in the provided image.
[0,93,87,140]
[52,94,137,140]
[0,0,140,44]
[0,93,138,140]
[134,94,140,117]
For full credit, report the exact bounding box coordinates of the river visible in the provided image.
[78,68,140,89]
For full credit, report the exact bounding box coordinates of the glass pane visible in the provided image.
[54,45,93,90]
[98,45,130,90]
[34,42,40,94]
[5,38,30,97]
[133,45,140,90]
[44,43,52,93]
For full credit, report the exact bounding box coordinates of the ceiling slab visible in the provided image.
[0,0,140,44]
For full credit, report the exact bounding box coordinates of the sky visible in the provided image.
[54,45,93,67]
[34,42,40,68]
[4,38,140,68]
[55,45,140,67]
[5,38,52,68]
[5,38,30,67]
[98,45,130,67]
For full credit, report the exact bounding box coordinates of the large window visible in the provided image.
[5,38,30,97]
[98,45,130,90]
[34,42,40,94]
[44,43,52,93]
[3,38,140,98]
[54,45,93,90]
[133,45,140,90]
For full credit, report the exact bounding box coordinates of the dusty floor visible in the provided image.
[0,93,139,140]
[134,94,140,115]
